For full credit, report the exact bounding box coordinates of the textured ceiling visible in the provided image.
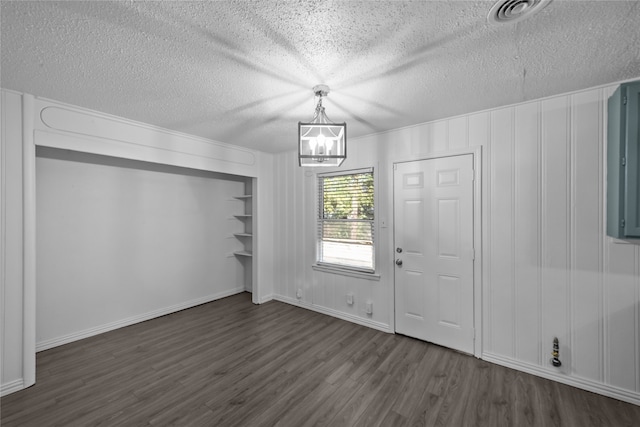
[2,1,640,153]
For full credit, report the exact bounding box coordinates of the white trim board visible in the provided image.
[22,93,37,389]
[273,295,392,334]
[483,352,640,407]
[258,293,274,304]
[36,287,245,352]
[1,379,25,397]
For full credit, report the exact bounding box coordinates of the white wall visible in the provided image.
[35,148,247,349]
[271,80,640,405]
[1,91,275,395]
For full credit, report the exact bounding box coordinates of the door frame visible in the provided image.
[391,147,482,357]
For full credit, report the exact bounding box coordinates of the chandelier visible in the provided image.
[298,85,346,167]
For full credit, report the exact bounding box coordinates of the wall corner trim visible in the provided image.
[22,93,36,389]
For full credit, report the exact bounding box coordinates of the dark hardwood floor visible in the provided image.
[2,292,639,426]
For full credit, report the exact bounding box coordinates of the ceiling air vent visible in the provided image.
[487,0,553,24]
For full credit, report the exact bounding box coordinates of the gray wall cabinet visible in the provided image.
[607,80,640,239]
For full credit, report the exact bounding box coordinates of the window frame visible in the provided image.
[313,167,379,280]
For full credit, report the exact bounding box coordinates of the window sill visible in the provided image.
[312,264,381,281]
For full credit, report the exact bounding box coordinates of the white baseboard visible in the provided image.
[482,352,640,407]
[258,293,274,304]
[36,287,245,352]
[273,295,392,333]
[1,378,25,397]
[23,289,640,407]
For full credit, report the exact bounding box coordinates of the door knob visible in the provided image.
[395,258,403,266]
[396,247,403,253]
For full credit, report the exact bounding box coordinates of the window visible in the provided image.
[317,168,374,272]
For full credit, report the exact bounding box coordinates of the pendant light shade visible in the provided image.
[298,85,346,167]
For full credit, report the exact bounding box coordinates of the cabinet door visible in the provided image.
[624,82,640,237]
[607,85,625,238]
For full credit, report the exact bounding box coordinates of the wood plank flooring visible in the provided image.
[2,292,639,426]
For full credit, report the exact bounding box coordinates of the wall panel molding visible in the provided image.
[33,98,257,177]
[38,106,253,166]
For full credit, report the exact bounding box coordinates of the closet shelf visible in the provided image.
[232,187,253,293]
[234,251,253,257]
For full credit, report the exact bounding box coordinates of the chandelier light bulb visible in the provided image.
[325,137,334,153]
[316,133,326,154]
[308,137,318,154]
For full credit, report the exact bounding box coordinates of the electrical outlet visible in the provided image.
[365,301,373,314]
[296,288,302,299]
[346,293,354,305]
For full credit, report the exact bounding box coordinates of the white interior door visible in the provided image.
[394,154,475,354]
